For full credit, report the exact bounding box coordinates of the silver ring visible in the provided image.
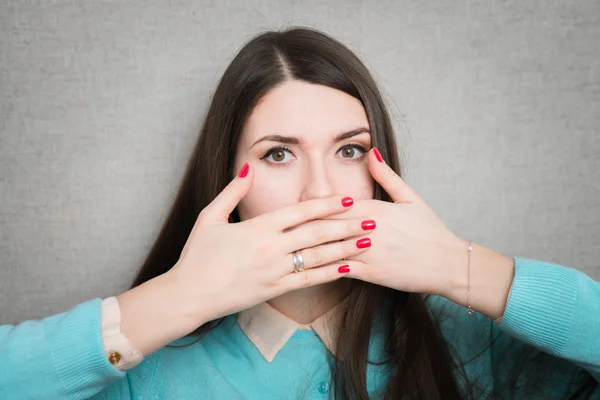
[292,250,305,273]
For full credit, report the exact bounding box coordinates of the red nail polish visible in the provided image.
[341,197,354,207]
[238,163,249,178]
[356,238,371,249]
[373,147,383,163]
[361,220,376,230]
[338,265,350,273]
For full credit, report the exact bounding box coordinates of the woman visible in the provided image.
[1,27,598,399]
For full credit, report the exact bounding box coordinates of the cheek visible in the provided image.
[237,173,299,220]
[334,164,375,201]
[358,167,375,200]
[236,163,375,221]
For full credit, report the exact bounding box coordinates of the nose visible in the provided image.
[299,159,336,202]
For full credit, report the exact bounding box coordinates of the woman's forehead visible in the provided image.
[242,81,369,147]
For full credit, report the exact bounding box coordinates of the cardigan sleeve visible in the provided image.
[490,257,600,397]
[422,257,599,398]
[0,298,129,400]
[497,258,599,380]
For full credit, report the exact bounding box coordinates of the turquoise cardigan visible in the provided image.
[1,258,599,399]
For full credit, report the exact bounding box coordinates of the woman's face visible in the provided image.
[235,80,375,221]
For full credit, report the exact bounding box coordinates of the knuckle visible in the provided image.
[256,240,274,257]
[305,247,321,267]
[195,212,210,229]
[336,248,349,263]
[347,220,357,234]
[312,225,328,243]
[198,206,210,219]
[223,181,242,197]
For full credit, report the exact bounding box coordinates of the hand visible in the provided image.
[333,148,466,296]
[167,163,375,325]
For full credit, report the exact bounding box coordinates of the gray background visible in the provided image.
[1,1,598,325]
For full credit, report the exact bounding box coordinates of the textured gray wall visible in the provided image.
[1,1,599,325]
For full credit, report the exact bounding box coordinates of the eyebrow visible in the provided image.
[250,127,371,149]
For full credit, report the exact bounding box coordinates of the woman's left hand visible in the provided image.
[338,148,467,297]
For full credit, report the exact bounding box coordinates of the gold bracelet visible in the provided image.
[467,241,474,315]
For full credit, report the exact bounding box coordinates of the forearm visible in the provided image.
[116,271,208,356]
[440,240,515,321]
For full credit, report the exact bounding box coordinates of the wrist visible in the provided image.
[116,272,207,356]
[440,240,515,321]
[436,236,470,298]
[159,268,214,328]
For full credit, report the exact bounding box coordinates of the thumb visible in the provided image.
[369,147,422,204]
[204,162,254,223]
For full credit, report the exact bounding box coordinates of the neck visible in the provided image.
[267,279,354,324]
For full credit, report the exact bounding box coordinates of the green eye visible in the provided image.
[337,144,366,160]
[259,143,367,166]
[260,146,294,164]
[271,150,286,162]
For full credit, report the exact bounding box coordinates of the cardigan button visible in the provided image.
[108,352,121,365]
[317,381,330,394]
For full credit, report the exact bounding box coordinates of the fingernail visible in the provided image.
[356,238,371,249]
[373,147,383,163]
[238,163,249,178]
[341,197,354,207]
[338,265,350,273]
[361,220,376,230]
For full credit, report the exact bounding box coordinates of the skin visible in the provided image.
[233,79,515,325]
[234,80,375,324]
[116,81,514,356]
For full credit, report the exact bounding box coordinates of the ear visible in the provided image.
[368,147,422,204]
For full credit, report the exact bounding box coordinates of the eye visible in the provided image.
[337,143,367,160]
[259,143,367,165]
[260,146,295,164]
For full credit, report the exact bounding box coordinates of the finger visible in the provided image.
[278,260,362,291]
[369,147,422,204]
[202,162,254,223]
[282,218,376,252]
[257,195,355,232]
[281,236,372,275]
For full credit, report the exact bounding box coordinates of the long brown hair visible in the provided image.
[131,27,597,399]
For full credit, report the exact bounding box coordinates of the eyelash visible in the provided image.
[259,143,368,166]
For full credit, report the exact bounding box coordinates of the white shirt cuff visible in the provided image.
[101,296,144,371]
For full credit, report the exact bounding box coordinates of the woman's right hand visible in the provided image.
[168,162,374,325]
[117,163,374,356]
